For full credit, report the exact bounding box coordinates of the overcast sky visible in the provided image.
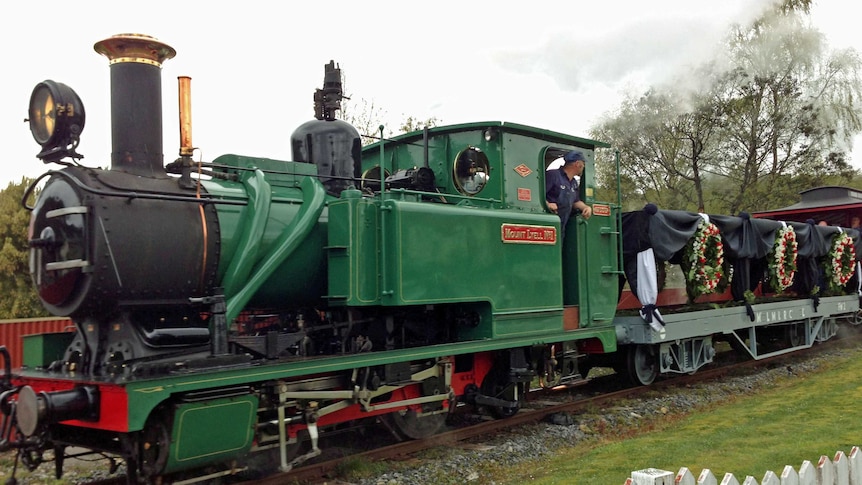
[2,1,859,188]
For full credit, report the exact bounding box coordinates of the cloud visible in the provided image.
[496,0,777,94]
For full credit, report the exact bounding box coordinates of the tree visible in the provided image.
[398,115,441,134]
[341,96,440,146]
[592,77,722,212]
[340,96,390,145]
[0,178,47,318]
[711,3,862,213]
[339,71,439,146]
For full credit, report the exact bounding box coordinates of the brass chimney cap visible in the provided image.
[94,33,176,67]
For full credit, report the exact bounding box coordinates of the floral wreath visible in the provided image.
[681,218,725,302]
[824,231,856,292]
[767,225,797,292]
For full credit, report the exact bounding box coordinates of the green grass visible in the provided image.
[491,346,862,484]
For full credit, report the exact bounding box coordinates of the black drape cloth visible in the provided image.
[620,204,860,306]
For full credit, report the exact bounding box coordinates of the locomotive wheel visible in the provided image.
[625,344,658,386]
[480,369,523,419]
[140,411,172,478]
[243,430,308,478]
[381,408,446,440]
[577,357,593,379]
[488,385,523,419]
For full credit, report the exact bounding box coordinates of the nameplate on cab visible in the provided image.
[592,204,611,216]
[501,224,557,245]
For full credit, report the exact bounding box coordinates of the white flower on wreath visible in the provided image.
[826,231,856,290]
[768,224,797,292]
[683,218,724,300]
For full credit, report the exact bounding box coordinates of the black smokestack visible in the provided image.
[94,34,176,177]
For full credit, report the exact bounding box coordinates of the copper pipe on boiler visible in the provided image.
[178,76,194,157]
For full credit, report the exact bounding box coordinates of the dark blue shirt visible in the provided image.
[545,168,580,234]
[545,168,580,205]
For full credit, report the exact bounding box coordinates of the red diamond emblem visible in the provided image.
[514,164,532,177]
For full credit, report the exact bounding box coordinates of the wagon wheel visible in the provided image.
[625,344,658,386]
[815,319,838,342]
[381,408,446,440]
[784,323,806,347]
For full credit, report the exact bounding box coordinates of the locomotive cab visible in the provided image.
[355,122,621,332]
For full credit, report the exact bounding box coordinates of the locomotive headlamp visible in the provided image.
[28,80,86,163]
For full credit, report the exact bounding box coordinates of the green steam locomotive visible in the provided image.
[1,33,858,484]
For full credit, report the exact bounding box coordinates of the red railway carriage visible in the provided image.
[752,185,862,227]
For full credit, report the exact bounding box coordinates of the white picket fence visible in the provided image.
[625,446,861,485]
